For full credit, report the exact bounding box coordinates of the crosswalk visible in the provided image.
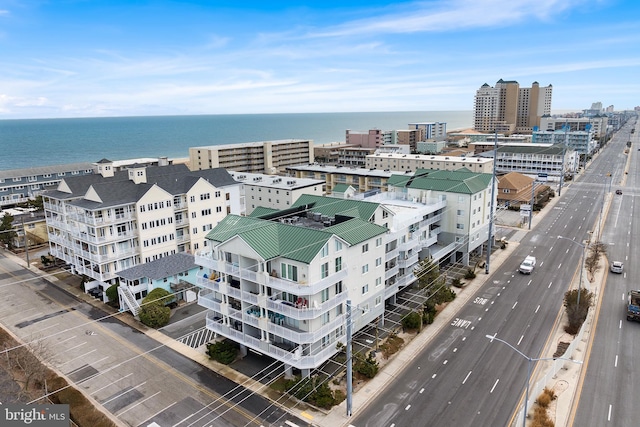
[176,327,216,348]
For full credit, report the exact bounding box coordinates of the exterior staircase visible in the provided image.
[118,286,141,316]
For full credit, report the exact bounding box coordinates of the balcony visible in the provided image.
[398,253,419,269]
[205,313,342,369]
[267,313,345,344]
[266,292,347,320]
[67,211,136,227]
[385,264,399,281]
[195,251,348,294]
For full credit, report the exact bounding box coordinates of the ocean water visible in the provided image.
[0,111,473,171]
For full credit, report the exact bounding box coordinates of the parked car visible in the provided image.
[616,189,623,195]
[610,261,624,273]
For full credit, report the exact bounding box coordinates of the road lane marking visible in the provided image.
[462,371,472,384]
[490,379,500,393]
[535,305,540,313]
[517,335,524,346]
[614,355,618,368]
[512,302,518,310]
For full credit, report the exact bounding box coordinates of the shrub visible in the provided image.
[206,339,238,365]
[143,288,173,306]
[354,353,379,379]
[464,268,476,279]
[284,376,343,409]
[536,391,552,407]
[451,277,464,288]
[138,302,170,328]
[105,284,119,307]
[401,312,422,330]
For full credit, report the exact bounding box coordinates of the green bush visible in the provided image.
[354,353,379,379]
[451,277,464,288]
[464,268,476,279]
[206,339,238,365]
[105,284,119,307]
[138,303,170,328]
[401,312,422,330]
[143,288,173,306]
[284,376,342,409]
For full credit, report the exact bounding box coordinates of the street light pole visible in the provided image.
[485,334,582,427]
[557,235,585,308]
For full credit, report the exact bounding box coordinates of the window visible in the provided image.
[375,277,382,287]
[190,195,195,202]
[201,208,211,216]
[362,284,369,294]
[191,212,197,218]
[321,262,329,279]
[200,193,210,200]
[362,304,369,314]
[362,243,369,253]
[281,263,298,281]
[322,312,330,325]
[321,288,329,303]
[215,191,221,197]
[335,281,343,294]
[362,264,369,274]
[375,257,382,267]
[375,296,382,306]
[321,243,329,258]
[216,206,222,213]
[457,209,464,216]
[376,237,383,247]
[456,223,464,230]
[335,240,343,252]
[335,257,342,272]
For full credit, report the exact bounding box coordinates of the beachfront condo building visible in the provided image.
[194,169,496,375]
[42,161,242,297]
[474,80,552,135]
[189,139,314,175]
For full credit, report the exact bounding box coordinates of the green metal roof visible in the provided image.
[331,183,352,193]
[205,215,332,263]
[325,218,387,245]
[291,194,380,221]
[389,169,493,194]
[248,206,279,218]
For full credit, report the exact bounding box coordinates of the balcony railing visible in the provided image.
[205,313,343,369]
[195,251,348,294]
[266,292,347,320]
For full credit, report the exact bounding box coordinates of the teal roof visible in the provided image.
[332,183,352,193]
[248,206,279,217]
[205,215,332,263]
[291,194,380,221]
[325,218,387,245]
[389,168,493,194]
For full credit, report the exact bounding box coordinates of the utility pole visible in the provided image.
[20,215,30,269]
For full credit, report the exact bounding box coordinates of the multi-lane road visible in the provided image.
[572,118,640,427]
[351,118,637,427]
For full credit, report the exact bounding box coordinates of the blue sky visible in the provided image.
[1,0,639,119]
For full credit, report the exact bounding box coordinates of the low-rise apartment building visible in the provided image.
[189,140,314,174]
[539,115,608,139]
[477,143,579,180]
[229,171,325,215]
[43,161,242,295]
[194,169,495,375]
[365,153,494,174]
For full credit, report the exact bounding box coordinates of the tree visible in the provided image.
[143,288,173,306]
[0,213,17,250]
[414,257,444,291]
[138,288,173,328]
[138,303,170,328]
[564,289,593,334]
[588,240,607,258]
